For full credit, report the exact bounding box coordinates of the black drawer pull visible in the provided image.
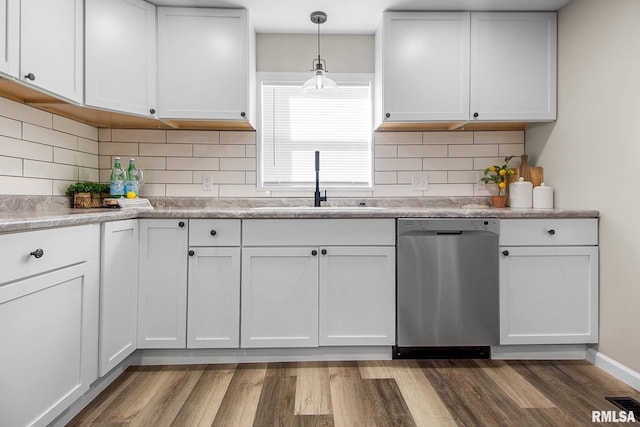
[502,250,509,257]
[30,248,44,258]
[210,230,217,236]
[547,229,556,235]
[178,221,185,228]
[188,250,195,256]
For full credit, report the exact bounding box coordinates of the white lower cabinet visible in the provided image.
[241,219,396,349]
[319,246,395,346]
[241,247,319,348]
[0,224,99,427]
[187,247,240,348]
[100,220,139,376]
[499,219,599,345]
[138,219,188,349]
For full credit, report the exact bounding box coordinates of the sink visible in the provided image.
[250,206,385,211]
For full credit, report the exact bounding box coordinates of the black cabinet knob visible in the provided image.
[502,250,509,256]
[210,230,217,236]
[24,73,35,81]
[30,248,44,258]
[473,112,479,118]
[321,249,327,255]
[149,108,156,114]
[385,113,391,118]
[240,112,246,118]
[188,250,195,256]
[311,250,318,256]
[178,221,185,228]
[547,229,556,235]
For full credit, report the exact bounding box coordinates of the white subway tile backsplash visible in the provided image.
[0,97,52,128]
[98,128,112,142]
[194,171,246,184]
[398,145,447,158]
[78,167,99,183]
[246,171,257,185]
[499,143,525,157]
[374,145,397,158]
[373,184,423,197]
[397,170,447,184]
[193,144,246,158]
[0,116,22,139]
[220,131,256,145]
[474,131,524,144]
[24,160,78,181]
[139,143,192,157]
[422,131,473,145]
[166,183,219,197]
[144,170,192,184]
[424,183,474,196]
[220,158,256,171]
[422,157,474,171]
[218,184,270,198]
[375,132,421,145]
[474,157,522,171]
[112,129,166,143]
[0,135,53,162]
[245,144,257,158]
[167,157,219,171]
[0,156,22,176]
[53,116,98,141]
[374,171,397,184]
[23,123,78,150]
[448,144,499,158]
[448,170,481,184]
[99,155,112,170]
[54,148,98,168]
[78,137,99,155]
[53,180,75,196]
[167,130,220,144]
[99,142,139,156]
[0,176,52,195]
[133,157,167,170]
[375,158,423,171]
[139,183,166,197]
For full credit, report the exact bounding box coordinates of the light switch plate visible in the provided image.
[412,174,429,191]
[202,175,213,191]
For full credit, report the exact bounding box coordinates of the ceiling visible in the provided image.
[149,0,570,34]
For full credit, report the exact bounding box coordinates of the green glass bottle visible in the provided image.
[109,157,125,197]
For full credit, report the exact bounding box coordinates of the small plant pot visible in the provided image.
[492,196,507,208]
[90,193,103,208]
[74,192,92,209]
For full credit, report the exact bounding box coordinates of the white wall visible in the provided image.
[526,0,640,373]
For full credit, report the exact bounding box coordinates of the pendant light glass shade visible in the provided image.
[302,11,337,95]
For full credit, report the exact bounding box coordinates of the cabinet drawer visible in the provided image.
[0,224,97,285]
[499,219,598,246]
[189,219,241,246]
[242,219,395,246]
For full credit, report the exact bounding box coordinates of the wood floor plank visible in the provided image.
[358,360,394,379]
[66,367,139,426]
[295,362,333,416]
[169,364,236,427]
[253,375,297,427]
[211,363,267,427]
[328,362,378,427]
[265,361,299,378]
[389,360,456,427]
[293,414,335,427]
[475,359,557,409]
[364,378,417,427]
[127,365,205,427]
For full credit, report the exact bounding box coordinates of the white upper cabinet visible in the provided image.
[85,0,157,117]
[470,12,557,121]
[20,0,83,103]
[377,12,470,123]
[157,7,254,123]
[0,0,18,78]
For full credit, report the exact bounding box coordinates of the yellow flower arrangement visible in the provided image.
[481,156,515,196]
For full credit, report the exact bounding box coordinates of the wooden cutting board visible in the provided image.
[515,154,543,186]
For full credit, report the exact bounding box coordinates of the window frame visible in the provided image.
[256,71,375,192]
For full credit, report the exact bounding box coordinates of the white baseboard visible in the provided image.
[586,348,640,392]
[491,344,587,360]
[132,346,393,365]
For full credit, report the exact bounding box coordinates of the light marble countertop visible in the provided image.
[0,205,600,233]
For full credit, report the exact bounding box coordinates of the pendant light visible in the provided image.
[301,11,337,95]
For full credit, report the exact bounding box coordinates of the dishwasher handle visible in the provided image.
[435,231,463,235]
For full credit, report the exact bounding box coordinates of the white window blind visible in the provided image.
[260,80,372,188]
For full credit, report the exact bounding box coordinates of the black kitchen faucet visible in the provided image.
[314,150,327,207]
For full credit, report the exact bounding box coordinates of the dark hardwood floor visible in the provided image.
[68,359,640,426]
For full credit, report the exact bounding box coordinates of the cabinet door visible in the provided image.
[499,246,598,344]
[138,219,188,348]
[100,220,138,376]
[470,12,557,121]
[379,12,470,122]
[20,0,83,103]
[157,7,250,121]
[85,0,157,117]
[241,247,318,348]
[0,0,18,77]
[0,263,96,427]
[187,247,240,348]
[319,246,396,346]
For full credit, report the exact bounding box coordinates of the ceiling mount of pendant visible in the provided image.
[310,11,327,25]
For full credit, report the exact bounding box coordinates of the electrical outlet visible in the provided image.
[411,174,429,191]
[477,174,486,190]
[202,175,213,191]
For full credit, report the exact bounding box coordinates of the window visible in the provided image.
[258,73,373,190]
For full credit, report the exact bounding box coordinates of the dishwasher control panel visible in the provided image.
[398,218,499,234]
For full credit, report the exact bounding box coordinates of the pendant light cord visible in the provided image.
[317,22,321,62]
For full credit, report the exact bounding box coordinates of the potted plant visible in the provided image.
[481,156,515,208]
[66,182,92,208]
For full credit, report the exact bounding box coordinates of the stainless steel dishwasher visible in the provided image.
[395,218,499,358]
